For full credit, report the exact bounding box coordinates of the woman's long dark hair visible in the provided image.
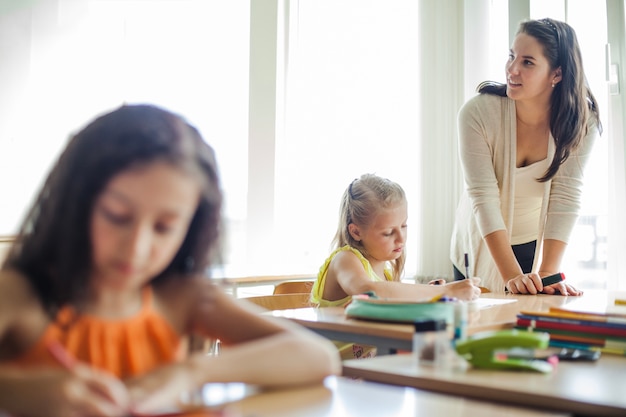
[4,104,223,316]
[478,17,601,182]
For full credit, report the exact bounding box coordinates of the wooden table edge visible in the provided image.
[342,364,625,417]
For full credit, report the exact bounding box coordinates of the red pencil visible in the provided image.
[47,341,228,416]
[46,340,77,370]
[47,341,139,414]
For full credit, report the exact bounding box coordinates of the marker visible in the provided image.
[541,272,565,287]
[464,253,470,280]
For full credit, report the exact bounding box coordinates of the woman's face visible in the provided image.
[89,161,200,292]
[505,32,561,104]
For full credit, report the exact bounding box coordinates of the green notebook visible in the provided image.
[344,292,453,324]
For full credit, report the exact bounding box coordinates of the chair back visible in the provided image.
[244,293,312,310]
[273,280,314,295]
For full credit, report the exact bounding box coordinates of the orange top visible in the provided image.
[11,287,185,378]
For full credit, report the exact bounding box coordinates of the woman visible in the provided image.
[450,18,601,294]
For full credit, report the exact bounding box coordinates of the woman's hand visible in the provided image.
[505,273,543,294]
[506,273,584,296]
[540,282,583,296]
[444,277,481,301]
[537,272,583,296]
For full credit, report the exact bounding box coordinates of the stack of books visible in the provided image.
[516,293,626,356]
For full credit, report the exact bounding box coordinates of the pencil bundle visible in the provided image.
[515,296,626,356]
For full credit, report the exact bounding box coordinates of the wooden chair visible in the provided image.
[273,280,314,295]
[244,293,312,310]
[192,293,312,354]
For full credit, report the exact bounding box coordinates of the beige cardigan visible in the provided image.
[450,93,600,292]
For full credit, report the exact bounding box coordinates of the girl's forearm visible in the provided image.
[188,330,340,388]
[359,280,444,300]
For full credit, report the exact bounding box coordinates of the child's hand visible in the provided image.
[125,360,199,414]
[14,366,129,417]
[444,277,481,301]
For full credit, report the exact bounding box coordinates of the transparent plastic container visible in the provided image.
[453,301,468,343]
[413,319,449,367]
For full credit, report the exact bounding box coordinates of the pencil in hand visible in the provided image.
[46,341,131,413]
[464,253,470,279]
[47,340,77,370]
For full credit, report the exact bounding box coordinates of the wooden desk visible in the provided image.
[269,293,572,354]
[212,274,314,296]
[270,305,414,353]
[218,376,568,417]
[342,353,626,417]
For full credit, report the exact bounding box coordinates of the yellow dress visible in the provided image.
[311,245,393,359]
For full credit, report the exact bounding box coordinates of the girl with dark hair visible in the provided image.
[0,104,339,416]
[451,18,601,295]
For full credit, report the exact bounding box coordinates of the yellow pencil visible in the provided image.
[429,293,444,302]
[615,299,626,306]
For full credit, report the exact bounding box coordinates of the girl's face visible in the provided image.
[90,161,200,291]
[505,32,561,103]
[350,201,407,264]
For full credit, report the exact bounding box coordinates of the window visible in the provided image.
[272,0,421,276]
[1,1,623,289]
[0,0,250,254]
[528,1,610,289]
